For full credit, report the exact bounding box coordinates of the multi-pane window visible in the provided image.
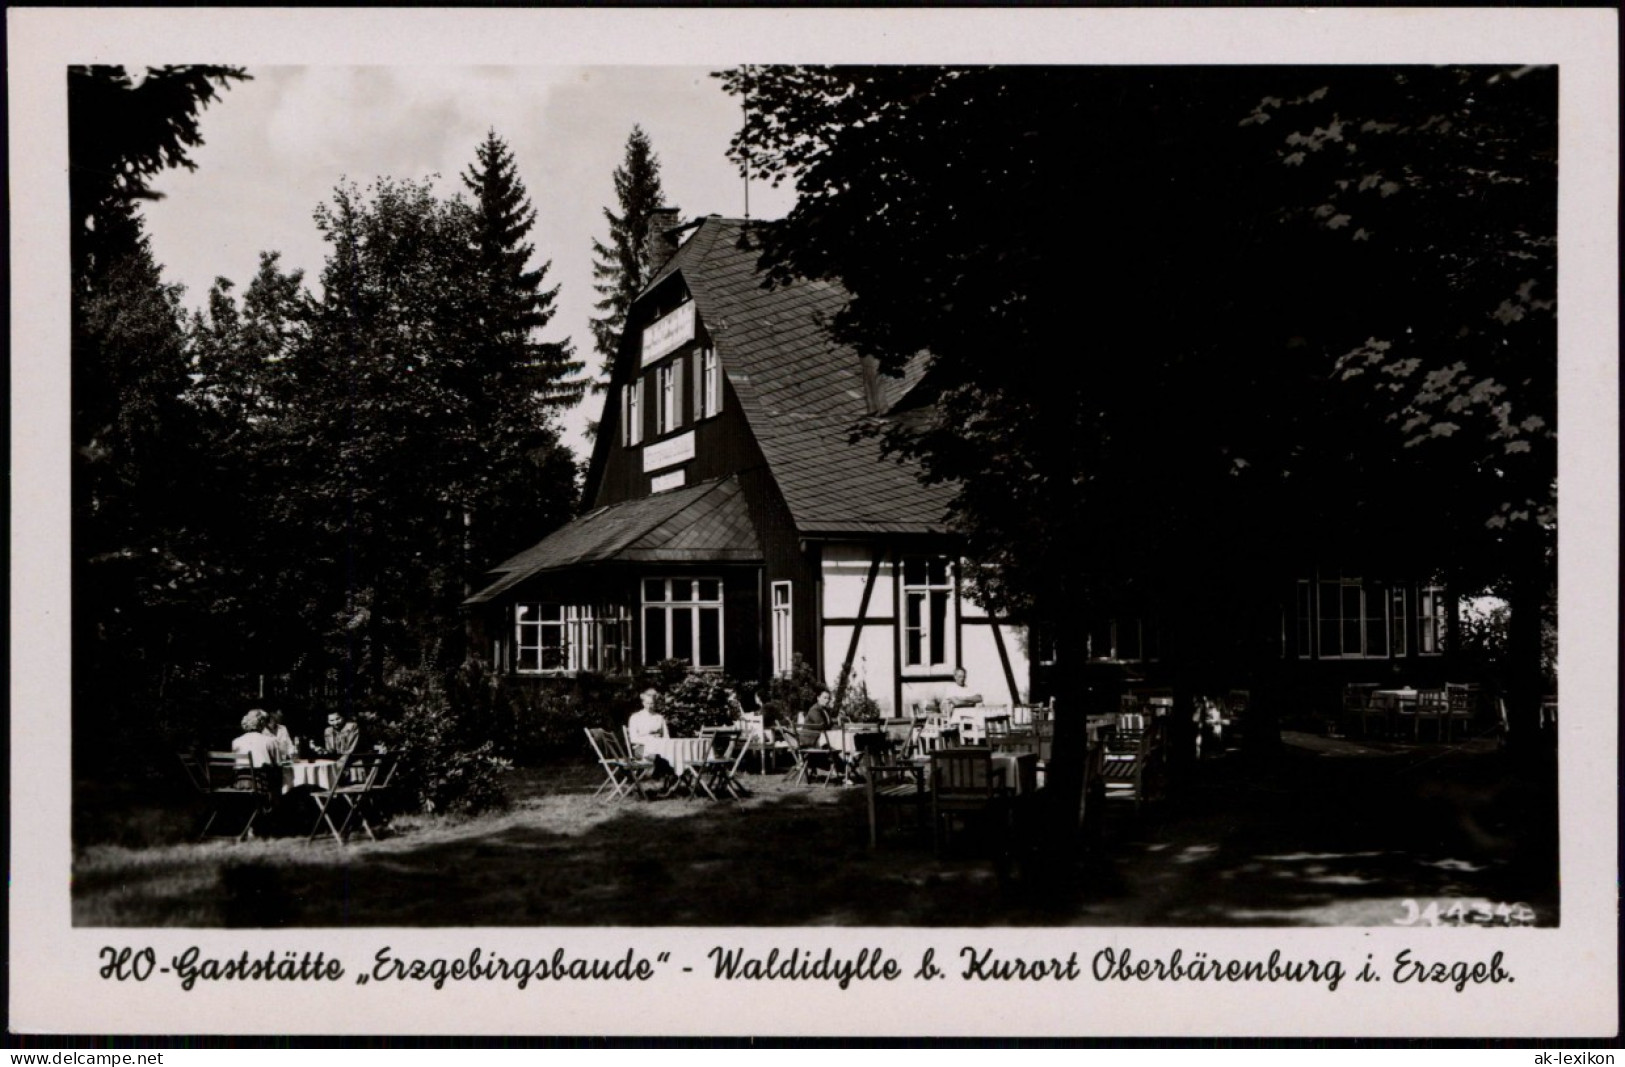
[699,347,720,419]
[1087,618,1146,661]
[622,379,643,446]
[1417,585,1447,655]
[1391,587,1409,656]
[770,581,792,676]
[902,556,953,670]
[655,361,682,436]
[514,603,630,674]
[515,603,566,672]
[1295,580,1314,658]
[1315,575,1390,658]
[643,578,724,668]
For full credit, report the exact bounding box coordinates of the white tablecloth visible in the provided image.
[639,736,713,773]
[1372,688,1419,710]
[289,759,338,791]
[820,727,886,754]
[950,706,1013,743]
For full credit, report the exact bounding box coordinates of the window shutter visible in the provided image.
[692,349,704,420]
[673,357,685,429]
[620,385,629,446]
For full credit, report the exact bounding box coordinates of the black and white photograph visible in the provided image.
[9,7,1618,1039]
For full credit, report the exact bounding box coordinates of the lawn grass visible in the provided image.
[72,739,1559,928]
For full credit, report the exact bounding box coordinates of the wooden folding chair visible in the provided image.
[1100,726,1157,814]
[586,728,649,800]
[1413,689,1448,741]
[1445,683,1480,741]
[697,731,752,800]
[192,751,275,841]
[864,751,925,849]
[929,747,1009,856]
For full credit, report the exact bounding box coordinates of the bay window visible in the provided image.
[514,603,631,674]
[643,577,724,668]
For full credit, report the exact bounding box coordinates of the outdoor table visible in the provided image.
[820,726,882,754]
[289,759,339,791]
[1371,687,1419,709]
[640,736,713,775]
[950,706,1013,744]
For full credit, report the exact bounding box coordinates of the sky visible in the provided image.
[139,66,798,459]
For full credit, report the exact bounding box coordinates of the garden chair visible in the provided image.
[306,751,374,845]
[586,728,649,800]
[1343,682,1382,737]
[696,731,752,800]
[1100,723,1159,814]
[793,725,841,784]
[181,750,273,842]
[1412,689,1448,741]
[336,752,397,842]
[1445,683,1480,741]
[929,747,1010,856]
[864,748,926,849]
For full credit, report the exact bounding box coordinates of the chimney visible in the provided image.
[641,206,683,275]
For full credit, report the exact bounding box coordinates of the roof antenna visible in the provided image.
[741,68,751,220]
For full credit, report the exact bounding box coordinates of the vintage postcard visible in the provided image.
[8,7,1618,1038]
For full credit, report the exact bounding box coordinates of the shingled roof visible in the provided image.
[464,476,761,605]
[654,217,955,536]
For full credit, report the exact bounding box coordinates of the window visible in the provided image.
[1315,574,1391,658]
[643,577,723,668]
[699,347,720,419]
[514,603,631,675]
[1295,580,1313,658]
[1417,585,1447,655]
[770,581,793,676]
[622,379,643,446]
[1391,587,1409,656]
[654,360,682,436]
[515,603,566,673]
[1086,617,1152,661]
[902,556,953,670]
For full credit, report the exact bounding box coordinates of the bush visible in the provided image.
[654,663,744,737]
[366,665,510,816]
[766,653,823,724]
[835,670,883,723]
[503,672,638,763]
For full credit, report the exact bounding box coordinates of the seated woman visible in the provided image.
[230,709,282,798]
[797,690,849,783]
[627,688,676,784]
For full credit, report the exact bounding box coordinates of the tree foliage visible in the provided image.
[69,66,249,765]
[719,66,1557,783]
[589,126,676,384]
[460,131,584,567]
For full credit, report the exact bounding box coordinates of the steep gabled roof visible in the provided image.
[667,217,955,536]
[463,476,761,604]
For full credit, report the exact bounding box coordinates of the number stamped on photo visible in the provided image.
[1395,899,1537,927]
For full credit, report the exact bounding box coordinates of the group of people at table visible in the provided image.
[622,668,991,790]
[229,707,362,794]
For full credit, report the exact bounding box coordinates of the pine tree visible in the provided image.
[589,126,676,384]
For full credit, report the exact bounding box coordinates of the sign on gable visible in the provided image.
[641,302,696,366]
[642,430,696,473]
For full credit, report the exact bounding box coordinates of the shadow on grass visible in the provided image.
[73,739,1558,928]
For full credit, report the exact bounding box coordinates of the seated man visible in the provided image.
[321,711,361,758]
[941,668,984,709]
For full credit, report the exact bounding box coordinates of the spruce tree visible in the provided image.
[459,131,582,576]
[589,126,676,384]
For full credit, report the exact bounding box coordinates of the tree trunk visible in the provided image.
[1502,552,1550,762]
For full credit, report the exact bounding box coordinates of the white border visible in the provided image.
[9,7,1618,1038]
